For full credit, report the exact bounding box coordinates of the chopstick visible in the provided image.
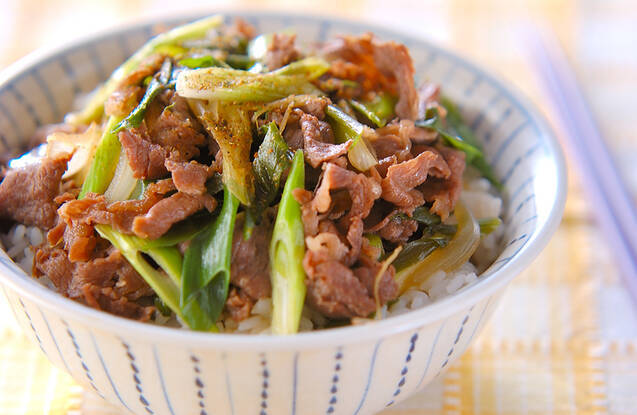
[524,25,637,306]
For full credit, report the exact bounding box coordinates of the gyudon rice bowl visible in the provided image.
[0,15,504,335]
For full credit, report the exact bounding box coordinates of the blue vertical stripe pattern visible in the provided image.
[483,106,512,143]
[62,320,103,397]
[437,308,474,375]
[259,353,270,415]
[325,347,343,414]
[352,339,383,415]
[39,309,71,374]
[31,69,60,119]
[153,346,176,415]
[122,341,154,414]
[0,100,22,137]
[491,121,530,165]
[59,55,82,95]
[465,298,493,346]
[17,298,46,356]
[470,93,501,130]
[191,355,208,415]
[291,352,299,415]
[91,333,131,412]
[416,322,445,389]
[7,84,42,127]
[222,352,235,415]
[386,332,419,406]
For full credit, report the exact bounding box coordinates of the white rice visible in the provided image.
[0,176,503,333]
[0,224,44,275]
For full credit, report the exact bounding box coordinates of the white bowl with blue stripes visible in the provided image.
[0,12,566,415]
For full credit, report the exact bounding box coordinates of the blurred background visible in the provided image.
[1,0,637,414]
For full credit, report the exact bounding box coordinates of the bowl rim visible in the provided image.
[0,10,567,350]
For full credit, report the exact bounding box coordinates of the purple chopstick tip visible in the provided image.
[522,24,637,309]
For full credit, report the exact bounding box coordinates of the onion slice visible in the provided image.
[395,201,480,294]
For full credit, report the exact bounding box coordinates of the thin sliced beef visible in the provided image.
[370,119,436,162]
[72,248,153,300]
[294,161,381,236]
[365,202,418,244]
[116,54,165,90]
[370,120,413,161]
[323,34,395,95]
[419,146,466,220]
[105,85,143,118]
[35,245,154,321]
[299,112,350,168]
[305,231,349,264]
[263,33,300,70]
[303,250,397,319]
[83,285,155,321]
[322,33,418,119]
[29,123,85,149]
[378,215,418,244]
[372,39,418,120]
[132,192,216,239]
[119,127,169,179]
[302,213,397,319]
[34,247,74,292]
[259,101,331,151]
[165,158,210,195]
[353,255,397,305]
[229,18,256,40]
[56,181,177,261]
[230,214,273,301]
[0,153,70,229]
[146,91,207,161]
[223,214,274,321]
[304,257,375,318]
[381,150,450,209]
[104,54,164,118]
[225,287,254,322]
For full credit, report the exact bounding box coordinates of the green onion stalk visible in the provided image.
[325,104,378,171]
[66,15,223,126]
[270,150,306,334]
[176,57,329,102]
[180,187,240,331]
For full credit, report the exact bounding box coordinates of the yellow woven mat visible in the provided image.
[2,1,637,414]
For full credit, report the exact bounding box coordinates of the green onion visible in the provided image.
[326,104,378,171]
[103,150,138,201]
[180,186,240,331]
[478,217,502,236]
[190,100,255,205]
[96,225,183,314]
[113,59,173,133]
[79,115,123,198]
[225,54,254,70]
[270,150,306,334]
[176,57,328,102]
[271,57,330,79]
[364,234,385,260]
[350,92,396,127]
[66,15,223,126]
[416,103,502,190]
[251,122,293,217]
[179,55,230,69]
[395,202,480,293]
[392,233,450,272]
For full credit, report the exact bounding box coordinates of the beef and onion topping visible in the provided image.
[0,16,503,334]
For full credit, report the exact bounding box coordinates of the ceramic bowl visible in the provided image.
[0,12,566,415]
